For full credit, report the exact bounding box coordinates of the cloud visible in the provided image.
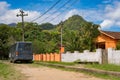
[64,1,120,30]
[116,21,120,26]
[0,1,10,16]
[64,9,104,23]
[0,1,63,24]
[100,19,114,29]
[64,9,79,20]
[1,0,120,30]
[0,1,41,24]
[100,1,120,29]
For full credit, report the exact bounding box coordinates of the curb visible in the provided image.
[36,62,120,78]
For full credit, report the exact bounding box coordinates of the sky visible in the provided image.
[0,0,120,31]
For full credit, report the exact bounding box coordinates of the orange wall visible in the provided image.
[50,53,55,61]
[97,34,117,49]
[33,53,61,62]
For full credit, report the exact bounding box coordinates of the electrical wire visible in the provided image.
[48,0,80,23]
[31,0,61,22]
[39,0,71,23]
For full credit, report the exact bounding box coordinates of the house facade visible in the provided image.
[96,30,120,49]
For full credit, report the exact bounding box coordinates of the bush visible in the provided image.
[116,41,120,50]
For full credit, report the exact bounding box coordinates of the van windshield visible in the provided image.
[18,43,32,51]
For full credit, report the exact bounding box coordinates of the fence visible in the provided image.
[33,53,61,62]
[62,49,102,64]
[108,48,120,65]
[33,48,120,65]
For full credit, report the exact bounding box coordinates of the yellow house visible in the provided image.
[96,30,120,49]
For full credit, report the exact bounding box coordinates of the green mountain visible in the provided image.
[40,23,55,30]
[62,15,87,30]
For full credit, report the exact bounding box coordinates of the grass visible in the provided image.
[0,61,26,80]
[84,63,120,72]
[82,70,120,80]
[34,61,76,66]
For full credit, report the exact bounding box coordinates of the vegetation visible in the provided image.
[116,40,120,50]
[62,15,100,52]
[35,61,76,66]
[0,61,25,80]
[40,23,55,30]
[0,24,10,59]
[85,64,120,72]
[0,15,100,59]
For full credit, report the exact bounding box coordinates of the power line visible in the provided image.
[31,0,61,22]
[39,0,72,23]
[47,0,80,23]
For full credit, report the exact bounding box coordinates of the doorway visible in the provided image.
[96,42,105,49]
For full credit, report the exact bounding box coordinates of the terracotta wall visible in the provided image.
[33,53,61,62]
[97,34,117,49]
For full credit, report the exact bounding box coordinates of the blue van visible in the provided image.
[9,42,33,63]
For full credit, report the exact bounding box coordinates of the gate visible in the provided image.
[101,49,108,64]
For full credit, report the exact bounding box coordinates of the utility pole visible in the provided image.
[60,21,63,62]
[60,21,63,48]
[16,10,28,42]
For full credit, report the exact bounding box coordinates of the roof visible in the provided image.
[100,30,120,39]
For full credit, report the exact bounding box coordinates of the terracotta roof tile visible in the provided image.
[100,30,120,39]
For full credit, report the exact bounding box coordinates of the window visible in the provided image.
[18,43,32,51]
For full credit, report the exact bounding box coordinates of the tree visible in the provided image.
[116,40,120,50]
[0,24,11,59]
[60,15,100,52]
[78,22,100,51]
[9,27,22,42]
[32,39,46,53]
[63,30,81,52]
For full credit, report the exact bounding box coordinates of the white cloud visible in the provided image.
[0,1,63,25]
[116,21,120,26]
[64,9,104,23]
[100,1,120,29]
[0,1,10,16]
[100,19,114,29]
[1,9,20,23]
[64,9,79,20]
[64,1,120,30]
[0,1,41,24]
[105,2,120,20]
[1,0,120,30]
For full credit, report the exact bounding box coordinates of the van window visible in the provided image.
[18,43,32,51]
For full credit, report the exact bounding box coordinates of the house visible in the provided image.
[96,30,120,49]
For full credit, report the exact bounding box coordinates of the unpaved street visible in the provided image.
[14,63,106,80]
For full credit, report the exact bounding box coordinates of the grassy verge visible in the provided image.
[34,61,76,66]
[82,70,120,80]
[0,61,26,80]
[84,64,120,72]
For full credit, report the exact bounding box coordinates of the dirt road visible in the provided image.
[14,63,106,80]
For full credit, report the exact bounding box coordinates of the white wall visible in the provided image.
[62,48,120,65]
[108,48,120,65]
[62,49,102,64]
